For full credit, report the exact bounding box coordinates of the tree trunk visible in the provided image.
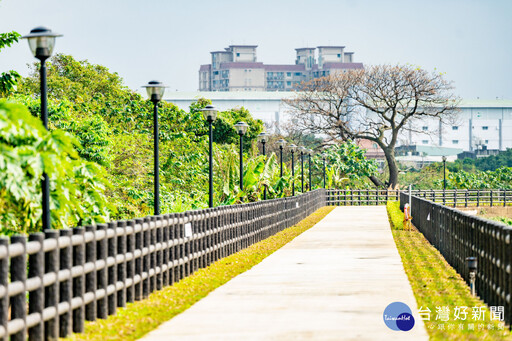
[369,175,385,188]
[383,147,399,189]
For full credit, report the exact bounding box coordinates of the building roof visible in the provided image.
[199,64,211,71]
[164,91,298,101]
[219,62,264,69]
[229,45,258,48]
[317,46,345,49]
[316,62,364,70]
[264,64,306,71]
[210,51,230,54]
[458,99,512,108]
[344,52,354,54]
[295,47,316,51]
[396,145,463,156]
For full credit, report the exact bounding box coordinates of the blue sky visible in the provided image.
[0,0,510,99]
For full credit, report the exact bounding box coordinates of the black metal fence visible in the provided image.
[326,189,399,206]
[0,189,326,341]
[400,192,512,325]
[410,189,512,207]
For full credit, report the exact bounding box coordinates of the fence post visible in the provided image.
[134,218,143,301]
[490,190,493,207]
[504,190,507,207]
[10,235,27,341]
[107,221,117,316]
[96,224,108,319]
[126,220,135,303]
[59,229,72,337]
[117,220,127,307]
[85,225,97,321]
[72,228,85,333]
[28,233,44,341]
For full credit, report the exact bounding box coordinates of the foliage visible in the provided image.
[488,216,512,226]
[0,101,111,234]
[439,166,512,190]
[63,206,335,341]
[0,31,21,97]
[386,201,405,230]
[451,149,512,172]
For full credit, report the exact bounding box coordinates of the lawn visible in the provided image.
[388,201,512,340]
[64,206,335,341]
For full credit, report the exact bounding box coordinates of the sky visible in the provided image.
[0,0,510,99]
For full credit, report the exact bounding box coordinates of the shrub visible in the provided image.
[386,201,405,230]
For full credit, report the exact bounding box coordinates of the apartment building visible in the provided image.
[198,45,363,91]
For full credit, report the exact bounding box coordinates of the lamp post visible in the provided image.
[308,149,313,191]
[442,156,447,190]
[142,80,167,215]
[202,105,218,208]
[300,146,306,193]
[289,144,297,196]
[234,121,249,190]
[258,132,268,200]
[277,139,287,177]
[23,26,62,230]
[322,153,327,189]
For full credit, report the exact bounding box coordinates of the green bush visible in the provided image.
[386,201,405,230]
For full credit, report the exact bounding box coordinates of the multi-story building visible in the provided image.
[198,45,363,92]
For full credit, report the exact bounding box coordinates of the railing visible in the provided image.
[326,189,399,206]
[0,189,326,341]
[410,189,512,207]
[400,192,512,325]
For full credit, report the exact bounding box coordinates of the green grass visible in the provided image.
[387,201,405,230]
[489,216,512,226]
[387,203,511,340]
[64,206,335,341]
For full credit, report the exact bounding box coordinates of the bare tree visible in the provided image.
[285,64,459,188]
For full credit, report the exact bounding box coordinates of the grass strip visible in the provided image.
[64,206,335,341]
[387,202,511,340]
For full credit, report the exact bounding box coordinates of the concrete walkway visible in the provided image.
[140,206,428,340]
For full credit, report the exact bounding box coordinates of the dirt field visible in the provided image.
[457,206,512,219]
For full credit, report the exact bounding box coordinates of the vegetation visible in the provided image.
[64,206,335,341]
[388,204,510,340]
[386,201,405,230]
[452,149,512,172]
[0,31,21,97]
[286,64,458,188]
[0,54,376,234]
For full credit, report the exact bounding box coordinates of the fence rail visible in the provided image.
[410,189,512,207]
[400,192,512,325]
[0,189,325,341]
[326,189,399,206]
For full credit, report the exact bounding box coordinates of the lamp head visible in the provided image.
[234,121,249,136]
[142,80,167,103]
[202,104,218,122]
[23,26,62,61]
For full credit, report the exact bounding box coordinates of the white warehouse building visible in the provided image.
[165,92,512,154]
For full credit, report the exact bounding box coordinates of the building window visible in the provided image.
[422,126,428,131]
[236,53,240,57]
[295,72,301,76]
[286,81,291,86]
[485,140,489,144]
[422,140,429,144]
[482,126,488,130]
[452,126,458,130]
[286,72,291,77]
[372,143,378,149]
[452,140,459,144]
[337,54,341,57]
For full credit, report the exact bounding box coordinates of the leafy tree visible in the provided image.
[0,31,21,97]
[0,101,111,234]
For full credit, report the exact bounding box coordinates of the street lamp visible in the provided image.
[322,153,327,189]
[442,156,447,191]
[142,80,167,215]
[289,144,298,196]
[202,105,218,208]
[300,146,306,193]
[23,26,62,230]
[277,139,287,177]
[258,132,268,200]
[234,121,249,190]
[308,149,313,191]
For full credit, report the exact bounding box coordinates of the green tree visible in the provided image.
[0,31,21,97]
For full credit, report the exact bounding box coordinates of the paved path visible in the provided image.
[140,206,428,340]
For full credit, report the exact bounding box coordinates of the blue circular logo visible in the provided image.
[383,302,415,331]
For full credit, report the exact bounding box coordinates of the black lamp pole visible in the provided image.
[143,80,167,215]
[323,155,326,189]
[291,150,295,196]
[202,105,218,208]
[23,27,62,230]
[300,149,304,193]
[308,150,312,191]
[443,156,447,190]
[262,140,266,199]
[239,133,244,190]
